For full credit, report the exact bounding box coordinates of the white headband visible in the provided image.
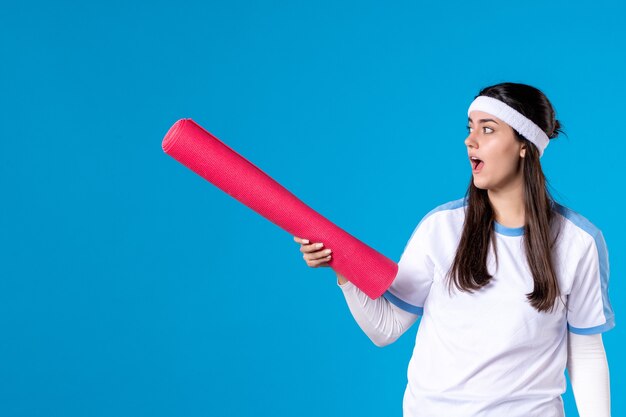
[467,95,550,157]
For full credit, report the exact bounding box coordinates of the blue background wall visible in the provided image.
[1,1,623,416]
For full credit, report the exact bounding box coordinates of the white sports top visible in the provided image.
[346,197,615,417]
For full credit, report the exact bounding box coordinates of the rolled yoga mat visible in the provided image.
[162,118,398,299]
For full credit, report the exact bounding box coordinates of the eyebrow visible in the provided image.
[468,117,499,125]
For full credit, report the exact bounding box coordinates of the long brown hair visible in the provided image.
[446,82,566,313]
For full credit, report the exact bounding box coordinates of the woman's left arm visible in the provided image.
[567,332,611,417]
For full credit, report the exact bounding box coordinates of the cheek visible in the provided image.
[492,152,521,177]
[484,144,519,174]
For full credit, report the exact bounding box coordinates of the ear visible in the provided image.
[520,144,526,158]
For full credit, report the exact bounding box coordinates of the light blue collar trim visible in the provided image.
[494,221,524,236]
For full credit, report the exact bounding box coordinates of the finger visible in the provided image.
[300,242,325,253]
[306,254,332,267]
[303,249,332,262]
[293,236,310,244]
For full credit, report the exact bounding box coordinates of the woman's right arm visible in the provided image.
[336,273,419,347]
[293,235,419,347]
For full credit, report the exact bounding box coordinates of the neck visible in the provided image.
[487,180,525,228]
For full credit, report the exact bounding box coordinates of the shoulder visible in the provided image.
[401,196,467,253]
[553,201,604,238]
[421,196,468,224]
[413,196,468,234]
[552,201,606,251]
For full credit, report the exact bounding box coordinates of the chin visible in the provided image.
[472,178,489,190]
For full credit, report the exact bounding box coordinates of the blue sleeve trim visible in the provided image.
[553,203,615,326]
[568,317,615,335]
[383,291,423,315]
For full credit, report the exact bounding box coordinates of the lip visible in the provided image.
[469,156,484,173]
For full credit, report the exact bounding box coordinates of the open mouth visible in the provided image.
[470,157,484,171]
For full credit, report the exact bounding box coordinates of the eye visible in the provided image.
[465,125,494,133]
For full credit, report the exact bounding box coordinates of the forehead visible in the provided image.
[468,110,504,124]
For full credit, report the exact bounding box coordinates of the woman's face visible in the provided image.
[465,110,526,192]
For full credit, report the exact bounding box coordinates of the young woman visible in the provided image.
[293,82,614,417]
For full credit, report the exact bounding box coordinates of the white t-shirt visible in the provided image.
[379,196,615,417]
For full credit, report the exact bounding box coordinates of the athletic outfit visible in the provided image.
[338,196,614,417]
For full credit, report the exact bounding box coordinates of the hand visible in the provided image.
[293,236,332,268]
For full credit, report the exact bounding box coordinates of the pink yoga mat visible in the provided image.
[162,118,397,299]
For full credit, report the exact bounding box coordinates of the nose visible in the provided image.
[464,132,478,149]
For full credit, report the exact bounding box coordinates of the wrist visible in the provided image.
[337,273,348,285]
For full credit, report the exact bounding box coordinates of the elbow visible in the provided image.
[370,334,399,348]
[372,339,388,348]
[367,322,407,347]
